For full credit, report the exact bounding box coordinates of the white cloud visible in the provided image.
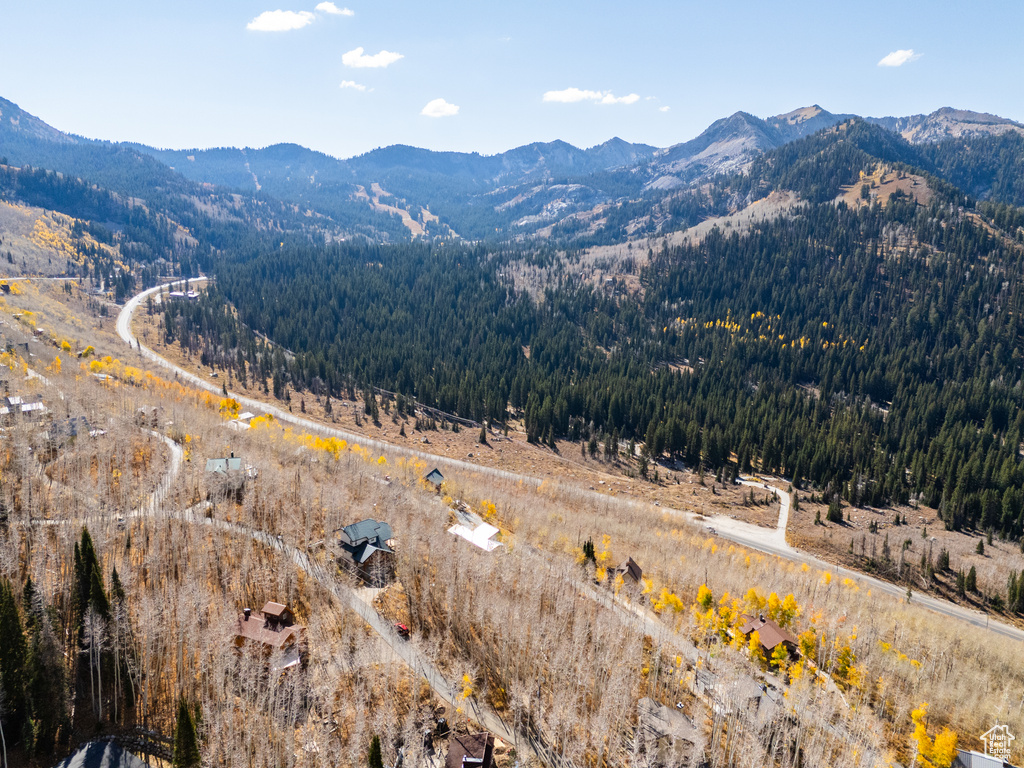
[878,49,922,67]
[316,2,353,15]
[343,47,404,68]
[421,98,459,118]
[659,106,670,113]
[543,87,604,103]
[247,9,315,31]
[543,87,640,105]
[339,80,368,91]
[600,92,639,105]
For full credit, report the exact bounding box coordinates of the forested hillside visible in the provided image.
[164,122,1024,546]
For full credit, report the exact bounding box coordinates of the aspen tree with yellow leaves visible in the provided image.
[911,704,958,768]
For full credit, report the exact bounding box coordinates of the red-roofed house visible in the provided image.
[234,601,306,669]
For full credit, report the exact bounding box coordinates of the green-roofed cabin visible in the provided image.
[425,468,444,489]
[205,451,257,502]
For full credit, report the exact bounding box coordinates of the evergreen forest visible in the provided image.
[165,124,1024,541]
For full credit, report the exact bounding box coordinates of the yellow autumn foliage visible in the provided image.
[911,703,958,768]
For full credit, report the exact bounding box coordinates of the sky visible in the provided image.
[2,0,1023,159]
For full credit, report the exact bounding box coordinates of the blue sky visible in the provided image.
[2,0,1022,159]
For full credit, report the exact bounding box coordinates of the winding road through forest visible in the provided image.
[117,282,1024,644]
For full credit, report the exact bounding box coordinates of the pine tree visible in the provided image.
[582,538,596,564]
[367,734,383,768]
[966,566,978,593]
[827,495,843,523]
[110,567,125,605]
[0,579,28,736]
[173,698,201,768]
[25,617,70,756]
[89,566,110,620]
[22,576,38,632]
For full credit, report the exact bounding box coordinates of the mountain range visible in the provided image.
[2,96,1023,244]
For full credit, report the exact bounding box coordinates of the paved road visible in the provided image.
[708,480,1024,643]
[26,430,182,529]
[117,281,540,488]
[0,276,79,281]
[117,283,1024,645]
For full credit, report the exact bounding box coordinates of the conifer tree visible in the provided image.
[26,617,69,756]
[367,734,383,768]
[173,698,201,768]
[0,579,27,736]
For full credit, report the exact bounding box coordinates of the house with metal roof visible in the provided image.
[425,468,445,489]
[205,452,257,501]
[953,749,1018,768]
[0,394,47,423]
[54,740,152,768]
[338,519,396,586]
[449,521,502,552]
[205,455,244,474]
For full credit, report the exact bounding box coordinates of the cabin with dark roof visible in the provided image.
[613,557,643,587]
[338,519,396,586]
[425,468,445,490]
[46,416,101,445]
[445,732,494,768]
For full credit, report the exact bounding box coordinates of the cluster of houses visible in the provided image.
[0,393,47,423]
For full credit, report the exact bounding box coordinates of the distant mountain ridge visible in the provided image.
[3,95,1024,243]
[0,97,82,146]
[647,106,859,189]
[135,136,658,190]
[865,107,1024,143]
